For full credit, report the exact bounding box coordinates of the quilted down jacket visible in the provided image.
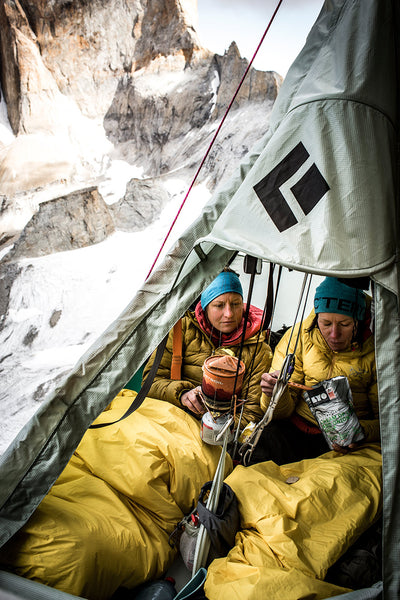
[261,309,379,442]
[143,309,273,428]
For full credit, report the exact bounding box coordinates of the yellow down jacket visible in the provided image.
[261,309,379,442]
[144,310,273,428]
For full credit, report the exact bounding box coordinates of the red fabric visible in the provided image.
[290,413,322,435]
[194,301,263,347]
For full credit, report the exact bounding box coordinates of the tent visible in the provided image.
[0,0,399,597]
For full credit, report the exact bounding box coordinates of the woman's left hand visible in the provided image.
[332,426,365,454]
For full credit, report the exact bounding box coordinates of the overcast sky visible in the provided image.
[196,0,324,77]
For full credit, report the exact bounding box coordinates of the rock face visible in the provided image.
[0,0,205,197]
[4,187,115,261]
[104,41,281,181]
[0,0,281,196]
[109,178,170,232]
[0,0,201,126]
[0,0,283,259]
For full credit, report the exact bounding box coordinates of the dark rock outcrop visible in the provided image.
[109,178,170,232]
[4,187,115,261]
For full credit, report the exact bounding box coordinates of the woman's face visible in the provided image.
[317,312,356,352]
[206,292,244,334]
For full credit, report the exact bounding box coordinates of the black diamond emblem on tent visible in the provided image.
[253,142,330,232]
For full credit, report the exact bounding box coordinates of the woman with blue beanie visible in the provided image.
[143,268,272,429]
[251,276,378,465]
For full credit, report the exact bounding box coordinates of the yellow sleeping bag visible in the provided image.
[205,444,382,600]
[0,391,233,599]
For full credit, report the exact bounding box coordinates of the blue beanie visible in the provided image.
[201,271,243,310]
[314,277,366,320]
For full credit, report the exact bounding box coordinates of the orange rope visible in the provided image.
[146,0,284,280]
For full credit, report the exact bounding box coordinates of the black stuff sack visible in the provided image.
[196,481,240,559]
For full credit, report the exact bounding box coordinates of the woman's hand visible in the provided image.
[260,370,280,396]
[180,386,207,416]
[332,426,365,454]
[332,440,364,454]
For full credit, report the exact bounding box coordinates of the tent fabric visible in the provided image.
[0,1,399,599]
[198,2,397,285]
[373,284,400,599]
[204,445,382,600]
[0,391,233,600]
[0,569,87,600]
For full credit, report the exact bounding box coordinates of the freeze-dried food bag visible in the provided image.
[303,376,365,449]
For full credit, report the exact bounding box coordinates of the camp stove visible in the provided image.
[198,354,244,446]
[200,411,234,446]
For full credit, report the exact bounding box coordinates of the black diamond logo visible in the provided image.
[253,142,330,232]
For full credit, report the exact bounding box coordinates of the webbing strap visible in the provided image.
[240,263,276,403]
[263,262,277,333]
[229,269,257,416]
[89,334,168,429]
[285,273,313,357]
[171,318,183,380]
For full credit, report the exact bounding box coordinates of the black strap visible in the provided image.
[263,262,277,332]
[229,264,257,414]
[89,334,169,429]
